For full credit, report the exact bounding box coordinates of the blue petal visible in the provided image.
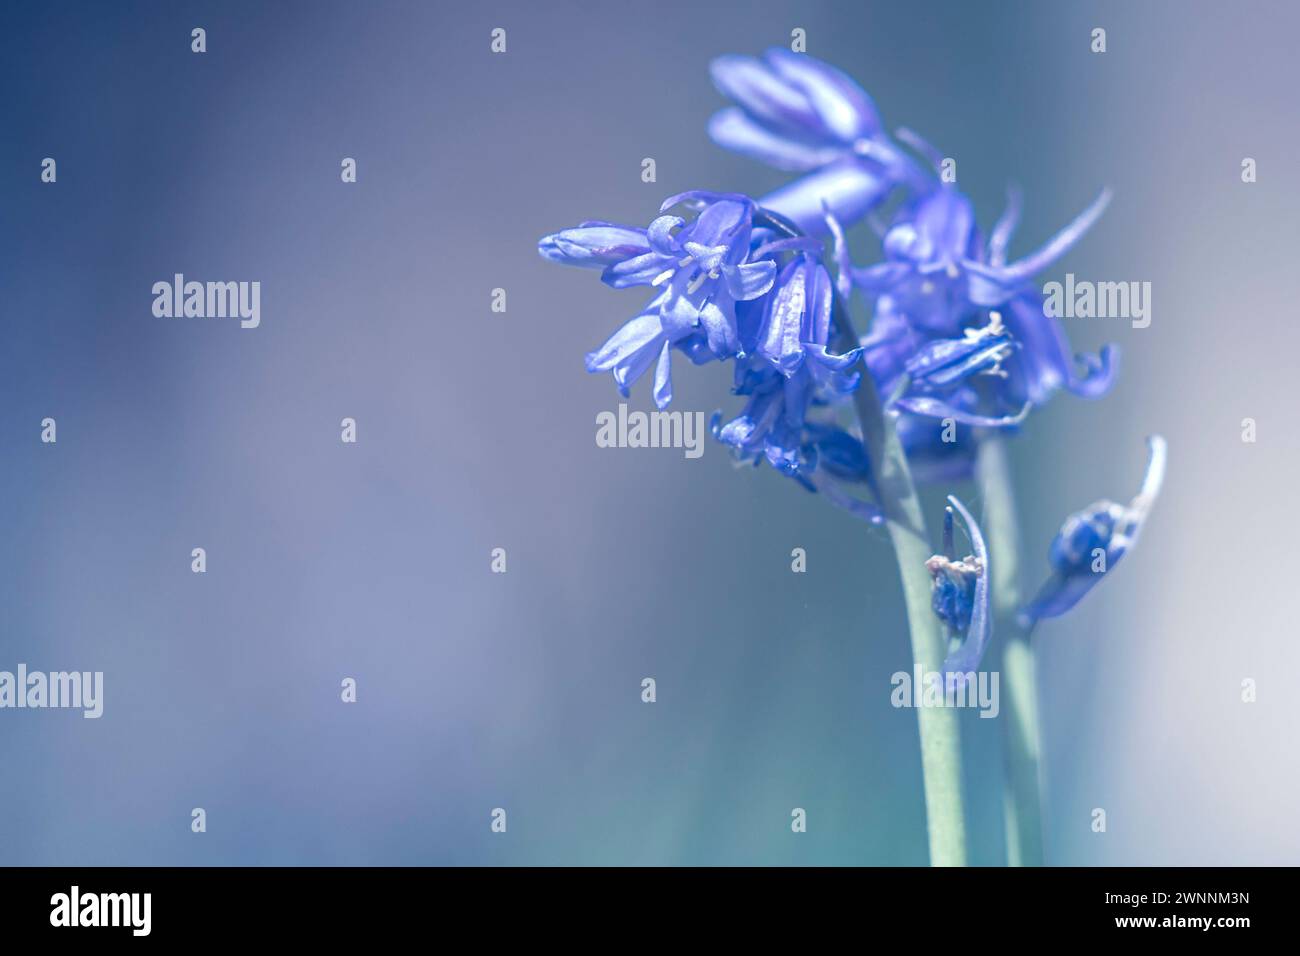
[852,261,912,292]
[683,198,752,251]
[999,296,1119,403]
[696,292,741,358]
[780,368,811,429]
[823,207,857,303]
[892,396,1031,428]
[805,260,834,345]
[810,473,884,523]
[910,189,975,265]
[1020,435,1166,625]
[584,309,664,373]
[752,236,824,260]
[897,414,976,484]
[658,273,704,337]
[1135,435,1168,511]
[1000,294,1073,403]
[708,108,843,172]
[763,419,803,474]
[940,496,992,681]
[804,342,862,372]
[538,222,650,267]
[1048,502,1126,574]
[675,331,716,366]
[764,48,881,142]
[716,386,782,452]
[759,158,893,239]
[722,258,777,301]
[652,339,673,409]
[602,251,674,288]
[647,215,685,256]
[709,54,822,136]
[1065,344,1120,398]
[987,186,1022,267]
[660,190,754,214]
[757,259,808,373]
[1019,573,1101,624]
[806,424,870,480]
[612,341,663,396]
[991,188,1112,285]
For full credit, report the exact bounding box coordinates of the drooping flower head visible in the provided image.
[1020,435,1167,626]
[709,48,910,174]
[712,242,881,521]
[708,49,929,238]
[927,495,991,690]
[852,185,1118,402]
[539,191,778,408]
[831,183,1119,479]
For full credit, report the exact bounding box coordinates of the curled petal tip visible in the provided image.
[1142,434,1168,497]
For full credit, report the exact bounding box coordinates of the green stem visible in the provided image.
[975,437,1044,867]
[756,206,968,865]
[835,303,968,869]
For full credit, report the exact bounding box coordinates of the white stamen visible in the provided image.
[651,269,675,287]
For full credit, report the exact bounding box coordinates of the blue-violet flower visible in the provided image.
[927,495,991,689]
[1020,435,1167,625]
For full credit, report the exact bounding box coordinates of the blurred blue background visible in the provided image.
[1,0,1296,865]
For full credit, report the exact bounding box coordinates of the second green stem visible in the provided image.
[976,437,1044,867]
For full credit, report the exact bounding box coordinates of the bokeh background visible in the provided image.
[1,0,1296,865]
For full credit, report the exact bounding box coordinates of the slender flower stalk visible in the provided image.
[976,436,1044,867]
[838,287,968,867]
[760,207,967,865]
[979,434,1168,866]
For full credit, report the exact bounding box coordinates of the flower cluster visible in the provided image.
[540,48,1164,669]
[843,183,1119,482]
[541,188,882,517]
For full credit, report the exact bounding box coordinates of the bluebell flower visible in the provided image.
[709,49,927,237]
[1020,435,1167,625]
[927,495,991,688]
[711,249,881,521]
[710,48,905,174]
[824,185,1120,479]
[539,191,778,408]
[850,185,1118,404]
